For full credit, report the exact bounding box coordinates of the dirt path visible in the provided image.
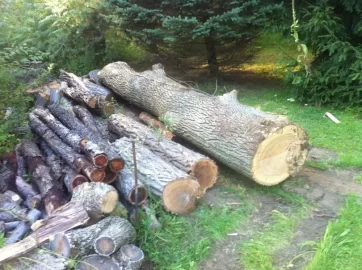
[199,148,362,270]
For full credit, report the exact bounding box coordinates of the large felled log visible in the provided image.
[0,202,89,263]
[115,169,148,205]
[76,254,120,270]
[99,62,309,185]
[19,140,65,215]
[94,217,135,256]
[70,182,118,219]
[112,138,200,214]
[109,113,218,191]
[139,111,175,140]
[112,244,144,270]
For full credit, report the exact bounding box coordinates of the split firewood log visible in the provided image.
[139,111,175,140]
[0,202,89,264]
[99,62,309,185]
[49,216,134,258]
[19,140,66,215]
[109,113,218,192]
[112,244,144,270]
[76,254,119,270]
[70,182,118,219]
[114,169,148,206]
[112,138,200,214]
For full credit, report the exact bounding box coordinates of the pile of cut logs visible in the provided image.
[0,68,220,269]
[0,62,309,269]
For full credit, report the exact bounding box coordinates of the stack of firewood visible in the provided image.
[0,69,219,268]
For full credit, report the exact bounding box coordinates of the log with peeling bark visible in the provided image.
[109,113,218,191]
[70,182,118,219]
[62,166,89,193]
[115,169,148,205]
[19,140,66,215]
[112,137,200,214]
[4,249,68,270]
[99,62,309,185]
[77,254,120,270]
[94,217,135,256]
[73,105,101,136]
[112,244,144,270]
[0,202,89,264]
[139,111,175,139]
[79,139,108,168]
[40,140,63,181]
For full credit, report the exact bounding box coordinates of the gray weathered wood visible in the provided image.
[112,244,144,270]
[99,62,309,185]
[40,140,63,181]
[114,169,147,205]
[76,254,119,270]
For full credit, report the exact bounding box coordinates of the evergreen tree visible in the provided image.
[104,0,283,77]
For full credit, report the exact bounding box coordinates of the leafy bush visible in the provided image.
[284,1,362,107]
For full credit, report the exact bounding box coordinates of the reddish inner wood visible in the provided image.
[70,175,88,190]
[109,158,125,172]
[94,154,108,168]
[90,169,106,182]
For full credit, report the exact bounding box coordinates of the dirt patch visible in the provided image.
[307,147,339,163]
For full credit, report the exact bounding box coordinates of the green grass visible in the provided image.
[0,233,4,248]
[137,190,252,270]
[304,160,330,171]
[354,174,362,185]
[305,195,362,270]
[240,207,308,270]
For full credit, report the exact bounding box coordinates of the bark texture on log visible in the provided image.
[76,254,119,270]
[99,62,309,185]
[0,202,89,263]
[73,105,101,136]
[74,156,105,182]
[112,138,200,214]
[0,166,15,193]
[83,79,115,101]
[62,166,89,193]
[115,169,148,205]
[109,113,218,191]
[40,140,63,181]
[94,217,135,256]
[4,249,68,270]
[0,195,28,222]
[112,244,144,270]
[71,182,118,217]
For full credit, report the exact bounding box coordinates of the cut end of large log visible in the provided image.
[109,158,125,173]
[101,190,119,214]
[49,233,71,258]
[129,185,148,205]
[162,178,200,215]
[76,254,119,270]
[191,158,218,192]
[94,236,117,256]
[252,124,309,186]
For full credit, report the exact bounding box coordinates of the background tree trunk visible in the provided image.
[204,35,219,77]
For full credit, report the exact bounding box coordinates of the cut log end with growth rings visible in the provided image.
[191,158,218,191]
[251,124,308,186]
[162,178,200,215]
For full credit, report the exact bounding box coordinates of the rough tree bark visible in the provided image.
[112,137,200,214]
[98,62,309,186]
[112,244,144,270]
[109,113,218,191]
[139,111,174,139]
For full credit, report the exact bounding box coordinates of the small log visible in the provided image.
[49,88,61,105]
[25,194,42,210]
[103,168,119,184]
[76,254,119,270]
[71,182,118,218]
[73,105,101,136]
[88,69,101,85]
[80,139,108,168]
[94,95,115,115]
[139,111,175,139]
[62,166,89,193]
[115,169,148,205]
[4,249,67,270]
[94,217,135,256]
[74,156,105,182]
[19,140,66,215]
[4,191,23,205]
[0,202,89,263]
[4,221,21,231]
[0,197,28,222]
[112,244,144,270]
[29,113,81,168]
[26,209,42,224]
[5,222,30,245]
[112,138,200,214]
[83,79,115,101]
[0,221,4,234]
[109,114,218,191]
[0,166,15,193]
[40,140,64,181]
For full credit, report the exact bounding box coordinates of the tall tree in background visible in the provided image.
[104,0,283,77]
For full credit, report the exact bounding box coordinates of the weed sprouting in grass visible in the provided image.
[304,194,362,270]
[353,174,362,185]
[305,160,330,171]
